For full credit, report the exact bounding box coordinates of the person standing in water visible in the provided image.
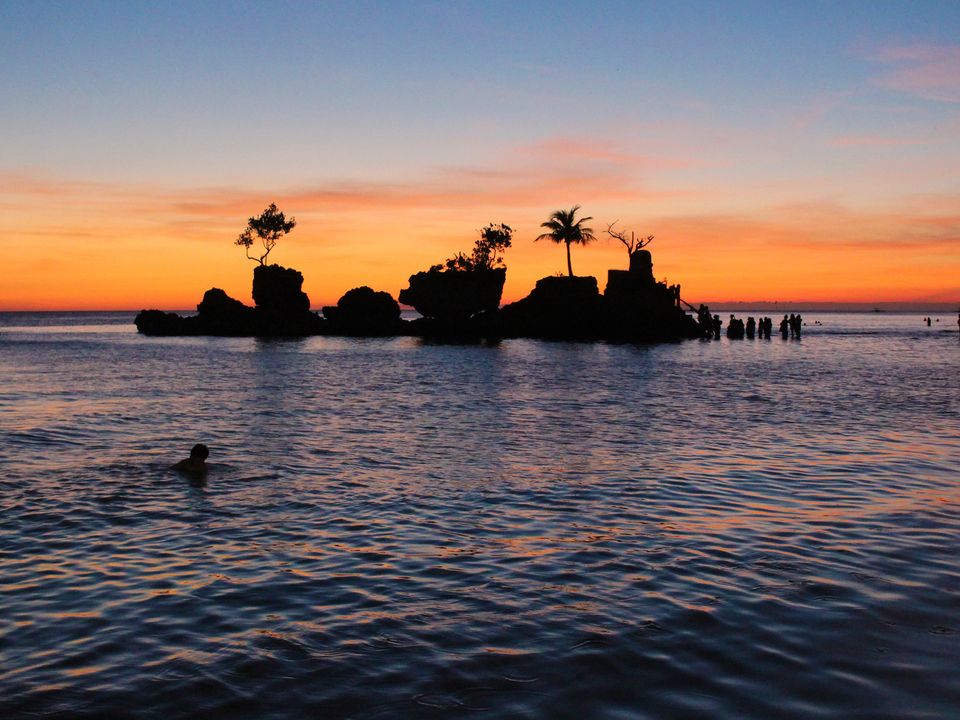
[172,444,209,475]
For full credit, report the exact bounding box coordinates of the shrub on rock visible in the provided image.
[399,223,512,322]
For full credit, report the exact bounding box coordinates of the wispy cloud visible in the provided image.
[514,136,692,170]
[652,197,960,254]
[829,134,929,148]
[4,134,695,222]
[868,43,960,103]
[791,90,859,130]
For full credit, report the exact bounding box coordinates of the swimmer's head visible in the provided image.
[190,443,209,461]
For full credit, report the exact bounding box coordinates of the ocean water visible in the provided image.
[1,311,958,719]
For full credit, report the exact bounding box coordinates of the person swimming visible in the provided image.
[171,443,209,475]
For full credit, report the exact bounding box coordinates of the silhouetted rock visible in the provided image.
[253,264,310,313]
[251,264,323,336]
[137,287,258,336]
[136,248,700,343]
[135,309,195,336]
[137,264,323,337]
[323,286,403,335]
[603,261,697,341]
[196,288,256,336]
[197,288,246,316]
[399,268,506,322]
[628,248,654,279]
[499,276,602,339]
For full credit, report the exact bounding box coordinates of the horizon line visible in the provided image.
[2,300,958,314]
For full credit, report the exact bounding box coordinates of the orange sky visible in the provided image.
[2,150,957,311]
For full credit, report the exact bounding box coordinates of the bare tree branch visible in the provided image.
[605,221,653,256]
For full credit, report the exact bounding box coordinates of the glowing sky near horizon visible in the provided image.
[1,1,958,309]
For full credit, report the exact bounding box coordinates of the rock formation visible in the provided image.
[195,288,256,335]
[602,249,697,341]
[323,286,403,336]
[499,276,603,339]
[497,249,697,341]
[136,264,323,337]
[251,264,322,336]
[399,267,506,322]
[136,250,699,342]
[134,309,192,336]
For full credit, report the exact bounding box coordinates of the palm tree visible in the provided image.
[536,205,596,277]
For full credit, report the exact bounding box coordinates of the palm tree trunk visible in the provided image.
[566,241,573,277]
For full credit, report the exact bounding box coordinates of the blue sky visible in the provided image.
[3,0,957,185]
[1,1,958,308]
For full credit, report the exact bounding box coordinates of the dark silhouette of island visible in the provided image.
[135,204,708,342]
[135,263,323,336]
[398,223,511,337]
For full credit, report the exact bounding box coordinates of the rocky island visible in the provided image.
[135,205,705,342]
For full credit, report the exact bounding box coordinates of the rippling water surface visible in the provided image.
[1,312,958,719]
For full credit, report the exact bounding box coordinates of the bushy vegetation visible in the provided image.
[235,203,296,265]
[430,223,513,272]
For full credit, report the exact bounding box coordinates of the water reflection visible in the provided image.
[0,318,958,718]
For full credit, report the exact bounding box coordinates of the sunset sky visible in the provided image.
[2,1,958,310]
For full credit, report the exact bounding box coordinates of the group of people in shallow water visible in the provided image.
[696,306,803,340]
[727,314,800,339]
[780,313,803,339]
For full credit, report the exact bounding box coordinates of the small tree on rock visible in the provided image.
[536,206,596,277]
[472,223,513,270]
[235,203,296,265]
[431,223,513,272]
[400,223,513,320]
